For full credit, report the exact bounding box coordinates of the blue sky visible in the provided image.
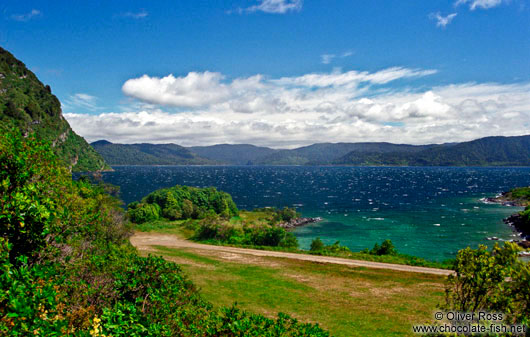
[1,0,529,147]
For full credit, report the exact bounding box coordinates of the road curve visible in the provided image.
[131,232,454,276]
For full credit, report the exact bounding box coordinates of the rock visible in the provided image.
[504,213,529,240]
[277,217,323,229]
[518,241,530,249]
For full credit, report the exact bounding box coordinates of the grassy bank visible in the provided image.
[134,211,453,269]
[136,244,445,337]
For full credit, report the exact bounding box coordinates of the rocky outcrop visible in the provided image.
[503,213,530,250]
[277,217,323,229]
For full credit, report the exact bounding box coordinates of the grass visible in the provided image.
[140,244,446,337]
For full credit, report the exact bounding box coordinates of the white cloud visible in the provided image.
[66,67,530,148]
[122,72,232,107]
[320,51,354,64]
[64,93,100,111]
[321,54,335,64]
[236,0,303,14]
[455,0,506,10]
[11,9,41,22]
[429,12,457,28]
[274,67,437,87]
[121,10,148,19]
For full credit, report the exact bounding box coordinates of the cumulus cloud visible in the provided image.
[65,67,530,148]
[455,0,506,10]
[11,9,41,22]
[122,72,232,107]
[429,12,457,28]
[234,0,303,14]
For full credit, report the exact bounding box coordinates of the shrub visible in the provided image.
[370,239,397,256]
[310,237,324,252]
[444,242,528,324]
[128,203,161,224]
[128,185,239,223]
[0,130,68,261]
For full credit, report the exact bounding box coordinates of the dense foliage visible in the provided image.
[0,47,109,172]
[0,129,329,336]
[505,186,530,207]
[310,239,397,256]
[367,239,397,256]
[253,207,301,223]
[443,243,529,326]
[193,214,299,248]
[128,185,239,223]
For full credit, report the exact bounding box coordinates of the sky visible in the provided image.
[1,0,530,148]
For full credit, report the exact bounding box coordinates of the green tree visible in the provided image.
[444,243,524,323]
[369,239,397,256]
[310,237,324,252]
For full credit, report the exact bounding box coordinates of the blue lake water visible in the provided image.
[94,166,530,261]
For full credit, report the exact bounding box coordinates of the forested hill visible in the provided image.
[189,144,278,165]
[253,142,440,165]
[91,140,216,165]
[91,136,530,166]
[334,135,530,166]
[0,47,109,172]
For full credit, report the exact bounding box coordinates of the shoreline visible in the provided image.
[482,191,530,251]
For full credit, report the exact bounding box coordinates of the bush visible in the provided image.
[128,203,161,224]
[276,207,300,222]
[370,239,397,256]
[444,242,528,324]
[128,185,239,223]
[310,237,324,252]
[194,217,299,249]
[0,130,68,261]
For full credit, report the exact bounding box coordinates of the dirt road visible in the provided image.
[131,232,453,276]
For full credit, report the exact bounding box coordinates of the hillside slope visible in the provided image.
[189,144,278,165]
[255,142,437,165]
[92,140,215,165]
[334,135,530,166]
[0,46,108,172]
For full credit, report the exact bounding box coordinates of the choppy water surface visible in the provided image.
[96,166,530,261]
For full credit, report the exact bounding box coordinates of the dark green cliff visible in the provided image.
[0,46,109,172]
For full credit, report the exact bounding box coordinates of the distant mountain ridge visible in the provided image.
[0,46,109,172]
[92,135,530,167]
[254,142,443,165]
[333,136,530,166]
[91,141,215,165]
[189,144,278,165]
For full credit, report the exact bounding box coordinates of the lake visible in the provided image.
[93,166,530,261]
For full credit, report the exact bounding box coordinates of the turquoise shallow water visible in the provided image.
[92,166,530,261]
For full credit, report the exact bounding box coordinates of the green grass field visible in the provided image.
[139,244,446,337]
